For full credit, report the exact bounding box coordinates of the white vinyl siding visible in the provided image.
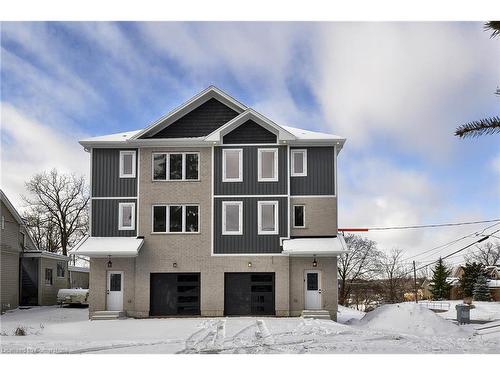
[258,201,279,235]
[118,202,135,231]
[222,149,243,182]
[222,201,243,235]
[291,149,307,177]
[119,151,136,178]
[258,148,278,182]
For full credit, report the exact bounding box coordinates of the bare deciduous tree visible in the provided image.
[22,169,90,256]
[378,249,410,303]
[464,242,500,266]
[338,234,381,306]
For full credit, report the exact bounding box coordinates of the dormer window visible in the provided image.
[258,148,278,182]
[291,149,307,177]
[119,150,136,178]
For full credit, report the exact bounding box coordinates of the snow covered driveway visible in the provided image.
[1,305,499,354]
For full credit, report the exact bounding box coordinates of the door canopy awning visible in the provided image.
[69,236,144,258]
[282,235,348,257]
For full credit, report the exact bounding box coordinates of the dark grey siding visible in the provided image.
[91,199,137,237]
[92,149,137,197]
[148,98,239,138]
[290,147,335,195]
[223,120,277,144]
[214,197,287,254]
[214,146,287,195]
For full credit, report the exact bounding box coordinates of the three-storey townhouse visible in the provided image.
[71,86,348,320]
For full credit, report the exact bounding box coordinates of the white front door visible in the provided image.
[304,270,321,310]
[107,271,123,311]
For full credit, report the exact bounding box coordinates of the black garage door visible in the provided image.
[224,273,275,316]
[150,273,200,316]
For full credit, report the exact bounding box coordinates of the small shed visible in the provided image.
[68,265,90,289]
[20,251,70,306]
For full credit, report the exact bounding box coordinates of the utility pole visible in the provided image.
[413,260,418,303]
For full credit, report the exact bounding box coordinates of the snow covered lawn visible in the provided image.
[1,304,499,354]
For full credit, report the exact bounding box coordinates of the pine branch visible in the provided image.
[484,21,500,39]
[455,116,500,138]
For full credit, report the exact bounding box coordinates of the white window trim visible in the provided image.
[118,202,135,231]
[151,152,200,181]
[151,204,200,234]
[119,150,136,178]
[257,201,279,235]
[291,149,307,177]
[292,205,306,228]
[257,148,278,182]
[222,201,243,235]
[222,149,243,182]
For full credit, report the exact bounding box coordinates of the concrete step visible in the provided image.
[91,311,124,320]
[301,310,332,320]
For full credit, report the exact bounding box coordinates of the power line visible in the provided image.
[410,229,500,275]
[340,218,500,232]
[400,222,500,263]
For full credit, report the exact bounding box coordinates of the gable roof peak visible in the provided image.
[132,85,247,140]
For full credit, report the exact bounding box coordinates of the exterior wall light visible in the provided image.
[248,262,252,268]
[107,257,112,268]
[173,262,177,268]
[312,258,318,268]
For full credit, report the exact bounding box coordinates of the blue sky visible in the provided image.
[1,22,499,263]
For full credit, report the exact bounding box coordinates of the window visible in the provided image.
[293,205,305,228]
[169,205,183,232]
[291,149,307,176]
[258,201,278,235]
[222,201,243,235]
[152,204,200,233]
[19,232,25,249]
[45,268,53,286]
[153,206,167,232]
[152,152,199,181]
[222,149,242,182]
[57,262,65,278]
[185,206,199,232]
[118,202,135,230]
[153,154,167,180]
[258,148,278,182]
[185,154,199,180]
[119,150,136,178]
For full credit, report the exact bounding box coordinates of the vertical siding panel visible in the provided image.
[214,146,287,195]
[290,147,335,196]
[92,149,137,197]
[213,197,286,254]
[91,199,137,237]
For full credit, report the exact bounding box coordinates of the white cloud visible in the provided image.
[0,103,89,209]
[338,155,496,263]
[309,23,500,159]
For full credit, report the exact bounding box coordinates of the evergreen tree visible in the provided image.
[460,262,484,297]
[473,274,491,301]
[429,258,452,300]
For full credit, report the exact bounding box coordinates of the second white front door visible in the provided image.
[304,270,321,310]
[107,271,123,311]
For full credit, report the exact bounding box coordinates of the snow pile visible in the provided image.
[355,303,467,337]
[337,305,365,324]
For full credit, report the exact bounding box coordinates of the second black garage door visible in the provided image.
[150,273,200,316]
[224,273,275,316]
